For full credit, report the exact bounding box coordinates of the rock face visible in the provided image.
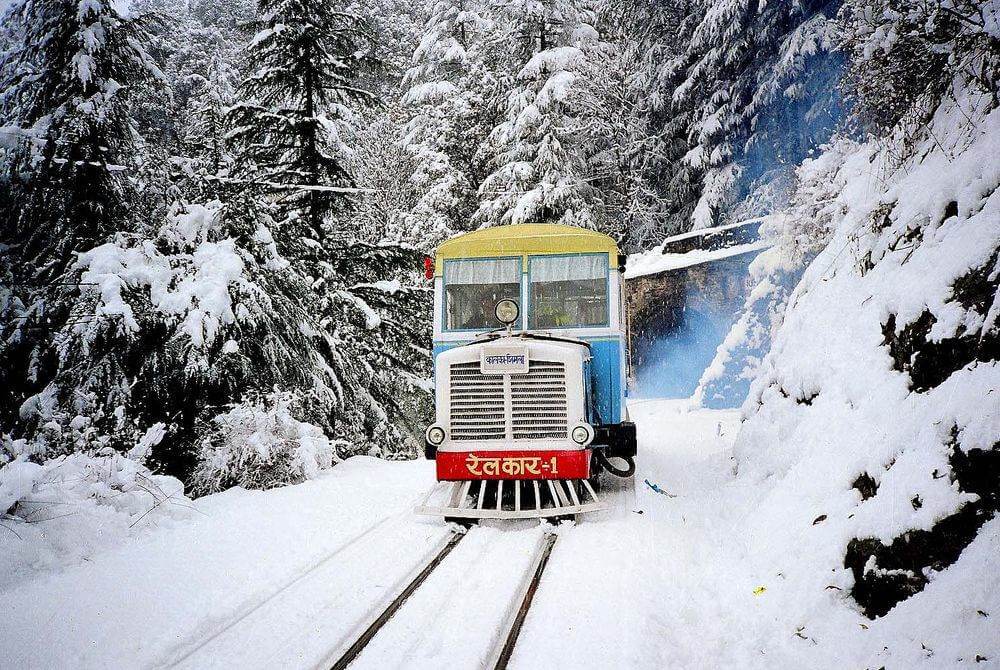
[625,220,767,400]
[844,250,1000,618]
[733,94,999,648]
[627,255,756,396]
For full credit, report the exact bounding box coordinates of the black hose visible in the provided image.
[596,451,635,478]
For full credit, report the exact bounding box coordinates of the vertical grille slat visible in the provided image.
[448,359,568,441]
[511,360,567,438]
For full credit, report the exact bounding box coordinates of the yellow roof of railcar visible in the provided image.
[435,224,619,275]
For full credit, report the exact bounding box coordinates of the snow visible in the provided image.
[0,452,190,591]
[75,202,251,347]
[625,239,772,278]
[2,396,996,668]
[519,46,584,80]
[190,392,336,494]
[1,457,440,669]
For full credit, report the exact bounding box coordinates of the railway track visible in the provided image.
[325,527,560,670]
[164,515,563,670]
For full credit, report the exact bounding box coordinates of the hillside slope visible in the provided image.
[729,88,999,664]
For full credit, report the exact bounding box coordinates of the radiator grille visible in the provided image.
[447,359,568,441]
[449,361,505,441]
[511,361,567,439]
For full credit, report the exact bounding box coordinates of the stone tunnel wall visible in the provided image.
[625,252,758,398]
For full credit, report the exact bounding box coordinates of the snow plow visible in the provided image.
[417,224,637,521]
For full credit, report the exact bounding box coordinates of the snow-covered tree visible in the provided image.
[351,110,421,244]
[225,0,432,457]
[569,22,661,250]
[474,0,602,229]
[649,0,844,229]
[0,0,165,453]
[226,0,375,243]
[19,197,338,477]
[179,49,237,197]
[399,0,491,248]
[840,0,998,144]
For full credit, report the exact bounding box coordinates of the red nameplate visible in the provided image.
[436,450,590,481]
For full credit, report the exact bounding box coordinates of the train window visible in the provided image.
[443,257,521,331]
[529,254,609,329]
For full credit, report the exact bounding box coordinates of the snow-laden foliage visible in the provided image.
[226,0,375,239]
[637,0,845,231]
[840,0,998,139]
[222,0,432,462]
[0,0,165,457]
[191,392,337,495]
[10,199,330,477]
[569,35,661,249]
[0,447,190,589]
[474,2,602,228]
[398,0,490,248]
[0,0,432,489]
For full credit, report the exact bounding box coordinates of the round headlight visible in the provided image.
[426,426,446,446]
[494,299,519,325]
[571,424,593,445]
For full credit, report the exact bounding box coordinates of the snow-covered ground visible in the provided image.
[2,399,996,669]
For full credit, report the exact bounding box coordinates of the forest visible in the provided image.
[1,0,997,508]
[2,0,999,667]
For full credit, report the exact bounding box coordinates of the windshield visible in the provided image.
[444,257,521,330]
[529,254,609,329]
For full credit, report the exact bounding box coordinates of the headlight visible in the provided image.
[571,423,593,446]
[494,298,519,325]
[426,426,446,446]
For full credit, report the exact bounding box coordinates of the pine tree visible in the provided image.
[226,0,375,244]
[0,0,164,449]
[399,0,491,248]
[179,48,237,198]
[226,0,432,457]
[473,0,602,229]
[660,0,844,228]
[610,0,706,243]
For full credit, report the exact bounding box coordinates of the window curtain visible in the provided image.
[530,254,607,282]
[444,258,520,285]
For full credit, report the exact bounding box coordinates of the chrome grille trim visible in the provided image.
[511,360,567,439]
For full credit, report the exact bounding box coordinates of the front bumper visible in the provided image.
[435,449,591,480]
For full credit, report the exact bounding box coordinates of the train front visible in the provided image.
[416,224,635,521]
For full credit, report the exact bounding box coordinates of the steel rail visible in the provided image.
[326,529,467,670]
[486,532,559,670]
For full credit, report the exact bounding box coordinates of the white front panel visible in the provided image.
[435,337,589,452]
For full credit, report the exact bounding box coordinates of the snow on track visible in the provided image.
[344,524,554,670]
[1,457,437,670]
[506,400,745,669]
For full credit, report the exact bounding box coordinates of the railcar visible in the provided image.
[416,224,636,520]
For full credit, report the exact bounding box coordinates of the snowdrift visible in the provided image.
[729,88,999,664]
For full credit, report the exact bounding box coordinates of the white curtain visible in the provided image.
[444,258,520,285]
[530,254,607,282]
